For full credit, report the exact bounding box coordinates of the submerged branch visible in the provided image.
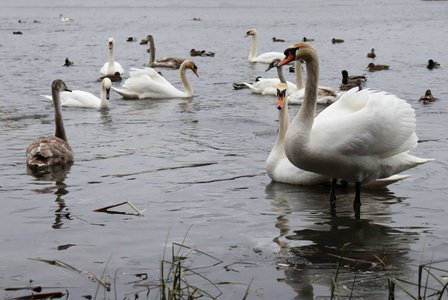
[93,201,144,216]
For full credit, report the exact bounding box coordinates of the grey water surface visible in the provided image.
[1,0,447,299]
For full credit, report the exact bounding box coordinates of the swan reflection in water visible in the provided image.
[265,182,417,299]
[28,162,73,230]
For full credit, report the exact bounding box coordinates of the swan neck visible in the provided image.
[277,100,290,146]
[249,34,258,60]
[277,66,286,84]
[294,60,304,90]
[180,63,194,96]
[147,36,155,66]
[295,56,319,132]
[52,89,68,142]
[100,81,107,105]
[108,45,115,74]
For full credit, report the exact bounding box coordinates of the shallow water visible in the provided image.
[1,0,447,299]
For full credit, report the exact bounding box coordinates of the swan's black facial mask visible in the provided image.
[284,47,298,58]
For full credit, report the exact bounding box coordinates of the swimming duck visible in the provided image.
[419,89,436,103]
[332,38,344,44]
[190,49,215,57]
[341,70,366,85]
[340,79,363,91]
[63,58,74,67]
[367,62,389,71]
[427,59,440,69]
[97,71,122,82]
[302,37,314,42]
[367,48,376,58]
[272,37,285,42]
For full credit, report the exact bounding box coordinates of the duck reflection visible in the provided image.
[28,162,73,229]
[265,181,416,299]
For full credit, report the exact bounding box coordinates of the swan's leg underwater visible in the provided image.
[354,182,362,218]
[329,178,337,207]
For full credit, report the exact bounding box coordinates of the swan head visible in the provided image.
[52,79,71,93]
[244,29,257,38]
[265,58,281,72]
[278,42,316,67]
[102,78,112,100]
[276,83,287,110]
[108,37,114,50]
[183,60,199,77]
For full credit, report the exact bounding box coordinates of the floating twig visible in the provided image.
[10,291,66,299]
[93,201,143,216]
[28,258,110,291]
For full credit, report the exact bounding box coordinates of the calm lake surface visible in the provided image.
[1,0,447,299]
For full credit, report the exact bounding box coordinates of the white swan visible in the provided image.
[27,79,74,169]
[112,60,199,99]
[277,42,432,213]
[146,35,185,68]
[266,83,410,187]
[244,29,284,64]
[41,78,112,109]
[59,14,74,22]
[100,38,124,75]
[243,58,300,95]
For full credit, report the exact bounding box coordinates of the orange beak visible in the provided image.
[278,52,295,67]
[244,33,250,38]
[277,89,286,110]
[192,68,199,77]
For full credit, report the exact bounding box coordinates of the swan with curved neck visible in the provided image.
[244,29,284,64]
[112,60,199,99]
[277,42,432,216]
[242,58,299,95]
[41,78,112,109]
[146,35,185,68]
[267,83,410,187]
[100,38,124,75]
[60,14,74,22]
[27,79,74,169]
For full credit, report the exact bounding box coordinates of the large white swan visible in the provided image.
[277,42,432,214]
[243,58,300,95]
[244,29,284,64]
[27,79,74,169]
[100,38,124,75]
[146,35,185,68]
[112,60,199,99]
[266,83,410,187]
[41,78,112,109]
